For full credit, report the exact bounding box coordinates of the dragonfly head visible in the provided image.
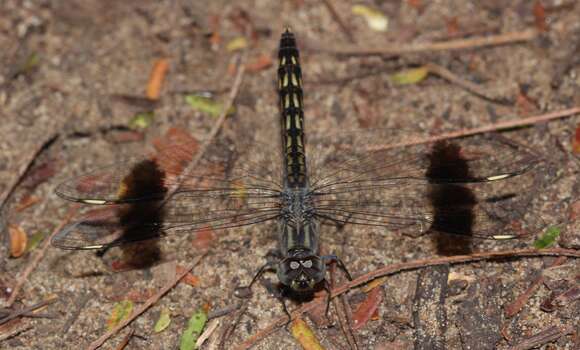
[277,251,326,293]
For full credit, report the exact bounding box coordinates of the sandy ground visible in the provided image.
[1,1,579,349]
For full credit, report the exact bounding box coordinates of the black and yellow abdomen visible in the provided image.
[278,29,307,188]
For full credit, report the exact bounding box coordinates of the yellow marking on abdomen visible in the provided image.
[291,73,298,86]
[293,93,300,108]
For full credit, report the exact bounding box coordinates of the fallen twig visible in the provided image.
[0,296,58,326]
[328,263,358,349]
[322,0,355,43]
[218,301,248,350]
[508,324,574,350]
[0,135,59,226]
[6,207,78,307]
[0,323,33,342]
[113,328,134,350]
[369,107,580,151]
[322,28,538,56]
[196,318,220,348]
[207,303,240,320]
[61,291,92,334]
[424,62,512,105]
[86,256,202,350]
[504,256,567,317]
[338,294,358,350]
[163,50,247,202]
[235,248,580,350]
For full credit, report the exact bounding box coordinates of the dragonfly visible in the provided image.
[52,29,544,296]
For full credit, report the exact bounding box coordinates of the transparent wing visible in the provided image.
[306,129,544,239]
[51,195,281,249]
[53,134,285,249]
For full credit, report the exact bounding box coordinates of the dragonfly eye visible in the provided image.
[290,261,300,269]
[301,259,312,268]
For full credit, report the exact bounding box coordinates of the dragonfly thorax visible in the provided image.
[277,188,321,291]
[280,188,314,220]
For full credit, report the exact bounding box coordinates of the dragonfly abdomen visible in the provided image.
[278,28,307,188]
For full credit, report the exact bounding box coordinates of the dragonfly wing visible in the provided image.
[52,193,281,249]
[54,135,284,249]
[308,131,544,239]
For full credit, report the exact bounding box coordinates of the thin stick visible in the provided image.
[369,106,580,151]
[338,294,358,350]
[323,28,538,56]
[113,328,134,350]
[0,296,58,326]
[509,324,574,350]
[0,324,33,341]
[218,301,248,350]
[196,318,220,348]
[322,0,355,43]
[424,62,511,104]
[235,248,580,350]
[86,256,202,350]
[6,207,78,307]
[164,51,247,201]
[61,291,92,334]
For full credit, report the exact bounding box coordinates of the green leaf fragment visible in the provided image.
[390,67,429,85]
[179,309,208,350]
[128,111,154,129]
[20,52,40,73]
[25,231,46,253]
[185,95,235,118]
[154,308,171,333]
[107,300,134,330]
[533,226,561,249]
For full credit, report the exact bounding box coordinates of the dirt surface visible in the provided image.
[1,1,579,349]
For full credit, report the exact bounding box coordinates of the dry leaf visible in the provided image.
[390,67,429,85]
[15,194,41,212]
[246,54,273,72]
[176,265,200,287]
[446,17,460,36]
[406,0,422,11]
[106,300,134,330]
[361,276,388,292]
[533,1,547,32]
[124,288,156,303]
[191,226,216,250]
[208,15,221,49]
[21,159,58,190]
[572,124,580,154]
[352,5,389,32]
[290,318,325,350]
[226,37,248,52]
[9,224,28,258]
[352,286,383,330]
[146,58,169,100]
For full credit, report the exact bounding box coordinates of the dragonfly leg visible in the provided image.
[322,254,353,281]
[278,288,293,325]
[234,260,276,298]
[323,279,332,320]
